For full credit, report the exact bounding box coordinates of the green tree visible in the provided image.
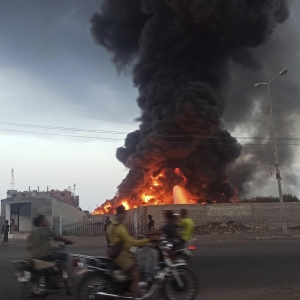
[240,194,299,203]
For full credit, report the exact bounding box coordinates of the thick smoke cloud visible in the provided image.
[91,0,290,208]
[224,1,299,196]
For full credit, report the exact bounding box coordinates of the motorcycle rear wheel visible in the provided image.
[77,273,114,300]
[163,266,198,300]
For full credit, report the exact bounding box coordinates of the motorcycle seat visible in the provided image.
[31,259,56,271]
[84,256,118,270]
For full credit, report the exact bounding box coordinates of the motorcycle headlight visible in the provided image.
[166,243,173,251]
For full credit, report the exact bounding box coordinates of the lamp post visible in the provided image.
[255,69,288,234]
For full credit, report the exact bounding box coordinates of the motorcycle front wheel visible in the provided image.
[163,266,198,300]
[19,282,32,300]
[77,272,114,300]
[19,281,48,300]
[174,253,190,265]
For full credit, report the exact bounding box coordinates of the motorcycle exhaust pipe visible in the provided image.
[96,292,133,299]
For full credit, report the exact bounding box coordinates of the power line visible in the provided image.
[1,127,300,146]
[0,121,300,140]
[0,128,124,140]
[0,121,128,135]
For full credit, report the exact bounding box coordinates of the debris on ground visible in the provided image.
[288,226,300,231]
[195,220,249,235]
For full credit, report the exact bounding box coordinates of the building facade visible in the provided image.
[1,189,85,232]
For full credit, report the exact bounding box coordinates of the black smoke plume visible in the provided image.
[91,0,290,211]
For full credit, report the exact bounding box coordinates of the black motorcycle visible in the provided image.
[11,244,73,299]
[73,238,198,300]
[172,237,197,265]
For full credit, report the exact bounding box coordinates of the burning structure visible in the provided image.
[91,0,289,214]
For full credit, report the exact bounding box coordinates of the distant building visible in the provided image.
[1,188,84,232]
[6,188,79,208]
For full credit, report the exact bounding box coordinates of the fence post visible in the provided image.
[89,219,92,236]
[134,213,137,236]
[59,215,62,235]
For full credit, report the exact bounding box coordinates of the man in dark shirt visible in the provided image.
[1,220,10,246]
[161,211,177,240]
[147,215,155,231]
[149,210,177,241]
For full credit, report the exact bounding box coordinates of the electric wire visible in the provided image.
[0,128,124,140]
[0,127,300,146]
[0,121,299,141]
[0,121,128,134]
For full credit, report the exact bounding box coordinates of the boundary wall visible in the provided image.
[123,203,300,232]
[69,203,300,236]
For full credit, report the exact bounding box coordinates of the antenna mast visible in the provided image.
[73,183,76,196]
[10,169,15,190]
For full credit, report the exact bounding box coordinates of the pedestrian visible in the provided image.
[1,220,10,246]
[103,217,111,245]
[147,215,155,231]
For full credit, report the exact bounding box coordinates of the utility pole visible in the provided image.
[10,169,15,190]
[255,69,288,234]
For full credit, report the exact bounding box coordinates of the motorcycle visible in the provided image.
[173,237,197,264]
[11,244,73,299]
[73,238,198,300]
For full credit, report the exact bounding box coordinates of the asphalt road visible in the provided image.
[3,239,300,300]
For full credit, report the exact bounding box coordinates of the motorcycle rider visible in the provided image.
[178,209,194,245]
[106,205,156,300]
[27,215,74,279]
[148,210,177,242]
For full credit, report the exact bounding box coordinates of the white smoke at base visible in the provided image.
[173,185,189,204]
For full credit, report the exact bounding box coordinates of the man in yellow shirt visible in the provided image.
[178,209,194,244]
[107,205,153,299]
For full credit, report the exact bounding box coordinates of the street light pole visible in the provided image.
[255,69,288,235]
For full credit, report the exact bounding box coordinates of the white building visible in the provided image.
[1,189,85,232]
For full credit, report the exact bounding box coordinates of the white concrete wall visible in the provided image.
[2,196,85,232]
[5,203,10,222]
[2,197,52,231]
[19,203,31,231]
[51,197,85,226]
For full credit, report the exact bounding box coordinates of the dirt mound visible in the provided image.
[195,220,249,235]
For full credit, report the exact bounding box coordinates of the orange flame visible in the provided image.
[142,194,153,203]
[92,168,197,215]
[122,201,130,210]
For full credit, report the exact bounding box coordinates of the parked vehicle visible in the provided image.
[73,238,198,300]
[11,244,73,299]
[173,237,197,264]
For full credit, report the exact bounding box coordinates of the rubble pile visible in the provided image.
[195,221,249,235]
